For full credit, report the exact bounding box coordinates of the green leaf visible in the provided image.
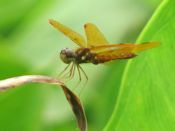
[104,0,175,131]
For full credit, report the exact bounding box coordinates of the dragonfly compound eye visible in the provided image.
[60,48,75,64]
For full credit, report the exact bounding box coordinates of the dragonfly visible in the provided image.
[49,19,159,81]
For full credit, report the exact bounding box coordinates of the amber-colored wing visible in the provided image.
[90,42,160,63]
[84,23,109,47]
[49,19,86,47]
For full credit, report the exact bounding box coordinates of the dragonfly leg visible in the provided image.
[59,62,75,82]
[68,63,76,80]
[77,65,88,95]
[78,65,88,82]
[77,64,82,82]
[58,63,71,78]
[63,62,74,82]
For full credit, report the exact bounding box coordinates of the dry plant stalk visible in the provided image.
[0,75,87,131]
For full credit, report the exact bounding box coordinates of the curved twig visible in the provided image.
[0,75,87,131]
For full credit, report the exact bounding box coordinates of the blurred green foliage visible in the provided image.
[0,0,165,131]
[105,0,175,130]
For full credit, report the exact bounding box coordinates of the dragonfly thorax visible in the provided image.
[60,48,76,64]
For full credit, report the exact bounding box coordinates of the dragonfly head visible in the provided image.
[60,48,76,64]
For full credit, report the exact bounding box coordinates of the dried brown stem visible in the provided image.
[0,75,87,131]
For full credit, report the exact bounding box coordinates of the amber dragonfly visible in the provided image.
[49,19,159,81]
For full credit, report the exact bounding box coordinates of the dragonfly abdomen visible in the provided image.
[91,52,137,64]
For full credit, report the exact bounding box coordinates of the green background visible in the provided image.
[2,0,174,131]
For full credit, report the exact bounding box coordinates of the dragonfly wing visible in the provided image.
[133,41,160,53]
[84,23,109,47]
[91,42,160,63]
[90,44,134,53]
[49,19,86,47]
[91,42,160,53]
